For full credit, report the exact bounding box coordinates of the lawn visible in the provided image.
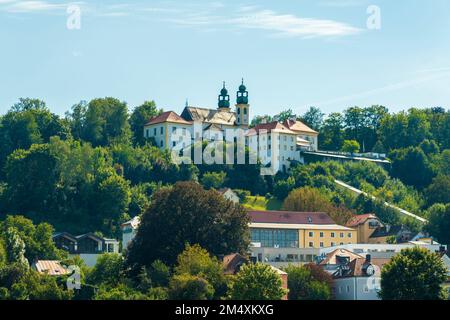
[242,196,282,211]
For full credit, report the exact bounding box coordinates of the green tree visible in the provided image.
[228,263,286,300]
[389,147,434,189]
[125,181,250,268]
[300,107,324,131]
[2,144,59,220]
[282,187,353,225]
[1,216,64,263]
[284,264,332,300]
[168,274,214,300]
[380,247,447,300]
[81,97,131,146]
[129,101,162,145]
[0,262,71,300]
[425,203,450,246]
[0,103,70,178]
[425,175,450,206]
[4,228,28,266]
[88,253,124,287]
[319,113,344,151]
[201,171,226,190]
[341,140,360,153]
[174,244,227,299]
[149,260,171,287]
[273,176,295,200]
[274,109,295,122]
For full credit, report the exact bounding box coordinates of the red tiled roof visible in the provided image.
[283,120,318,134]
[145,111,192,125]
[33,260,68,276]
[319,249,364,265]
[346,213,378,227]
[247,121,296,136]
[248,211,336,225]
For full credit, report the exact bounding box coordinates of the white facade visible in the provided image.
[318,242,446,256]
[121,216,140,251]
[333,277,381,300]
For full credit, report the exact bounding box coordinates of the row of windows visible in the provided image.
[309,241,351,248]
[308,231,353,238]
[251,229,299,248]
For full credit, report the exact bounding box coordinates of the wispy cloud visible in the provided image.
[1,1,362,38]
[0,0,84,13]
[162,3,362,38]
[231,9,361,38]
[2,1,64,13]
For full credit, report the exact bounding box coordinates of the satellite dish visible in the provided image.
[366,264,375,276]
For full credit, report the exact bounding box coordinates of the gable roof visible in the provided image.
[223,253,248,275]
[319,249,364,265]
[121,216,141,230]
[369,225,405,238]
[76,233,104,242]
[247,121,297,136]
[346,214,379,227]
[32,260,68,276]
[145,111,192,126]
[181,106,236,126]
[248,211,336,225]
[283,119,318,134]
[52,232,77,242]
[346,258,382,277]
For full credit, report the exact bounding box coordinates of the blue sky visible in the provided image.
[1,0,450,117]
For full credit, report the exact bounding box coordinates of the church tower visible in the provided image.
[236,79,249,127]
[218,82,230,110]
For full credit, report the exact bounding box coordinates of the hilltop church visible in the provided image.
[143,80,318,172]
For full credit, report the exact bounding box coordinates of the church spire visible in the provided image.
[218,81,230,109]
[236,78,248,104]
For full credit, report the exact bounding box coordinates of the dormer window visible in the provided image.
[307,217,313,223]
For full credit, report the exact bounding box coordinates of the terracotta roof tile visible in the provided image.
[33,260,68,276]
[346,213,378,227]
[247,121,296,136]
[145,111,192,125]
[248,211,336,225]
[283,120,318,134]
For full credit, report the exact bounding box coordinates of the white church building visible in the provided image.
[143,80,318,173]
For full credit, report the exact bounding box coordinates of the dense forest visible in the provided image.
[0,97,448,300]
[0,98,448,242]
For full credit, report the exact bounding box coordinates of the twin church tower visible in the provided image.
[217,79,250,127]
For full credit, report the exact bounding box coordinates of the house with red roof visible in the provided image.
[143,81,318,173]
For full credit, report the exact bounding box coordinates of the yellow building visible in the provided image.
[249,211,357,249]
[346,214,381,243]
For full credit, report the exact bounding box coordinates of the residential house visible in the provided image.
[52,232,77,253]
[319,249,382,300]
[283,119,319,151]
[52,232,119,267]
[368,225,413,244]
[346,213,413,244]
